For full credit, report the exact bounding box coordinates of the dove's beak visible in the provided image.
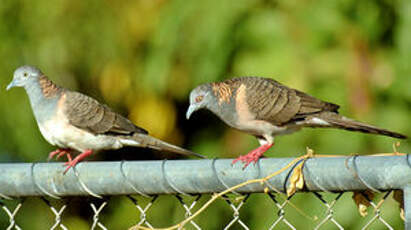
[6,80,16,91]
[186,104,197,120]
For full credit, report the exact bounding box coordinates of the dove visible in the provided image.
[7,65,203,173]
[186,77,406,168]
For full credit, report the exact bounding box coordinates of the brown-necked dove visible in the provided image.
[186,77,406,168]
[7,65,203,173]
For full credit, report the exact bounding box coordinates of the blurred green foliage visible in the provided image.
[0,0,410,229]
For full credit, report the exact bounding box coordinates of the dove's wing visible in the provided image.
[63,91,148,135]
[233,77,339,125]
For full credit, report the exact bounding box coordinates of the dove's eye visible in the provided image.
[195,95,204,103]
[23,72,28,77]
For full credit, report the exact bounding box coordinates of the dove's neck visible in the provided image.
[207,93,239,127]
[24,76,62,123]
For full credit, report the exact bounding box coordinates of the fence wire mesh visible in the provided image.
[0,155,409,229]
[0,191,404,229]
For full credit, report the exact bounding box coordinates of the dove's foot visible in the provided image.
[63,149,93,174]
[232,143,273,169]
[57,151,73,160]
[48,148,72,161]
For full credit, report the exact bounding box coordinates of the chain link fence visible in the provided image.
[0,155,409,229]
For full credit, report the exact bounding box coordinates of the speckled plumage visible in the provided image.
[64,91,148,135]
[208,77,340,126]
[187,76,406,167]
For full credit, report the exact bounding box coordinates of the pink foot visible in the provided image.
[57,151,72,160]
[48,148,71,161]
[63,149,93,174]
[232,143,273,169]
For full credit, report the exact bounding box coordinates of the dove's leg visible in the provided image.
[232,143,273,168]
[63,149,93,174]
[48,148,71,161]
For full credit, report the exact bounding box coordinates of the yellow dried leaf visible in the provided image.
[393,190,405,221]
[287,162,305,197]
[306,147,314,157]
[352,190,374,217]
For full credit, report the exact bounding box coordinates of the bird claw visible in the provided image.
[56,151,71,160]
[48,149,72,161]
[231,143,274,169]
[48,150,61,161]
[62,150,93,174]
[63,159,78,174]
[232,152,260,169]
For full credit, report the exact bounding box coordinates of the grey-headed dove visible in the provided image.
[7,65,203,173]
[186,77,406,168]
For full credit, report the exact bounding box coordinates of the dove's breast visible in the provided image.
[38,95,124,152]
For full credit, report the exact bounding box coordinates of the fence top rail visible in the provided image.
[0,155,409,198]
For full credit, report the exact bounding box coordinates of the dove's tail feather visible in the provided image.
[307,112,407,139]
[120,134,205,158]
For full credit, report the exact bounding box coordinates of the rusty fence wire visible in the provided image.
[0,155,410,229]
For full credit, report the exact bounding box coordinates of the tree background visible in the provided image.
[0,0,410,229]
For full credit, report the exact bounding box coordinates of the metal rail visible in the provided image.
[0,155,409,196]
[0,155,410,228]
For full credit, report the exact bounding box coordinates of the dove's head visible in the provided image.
[7,65,43,90]
[186,84,215,119]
